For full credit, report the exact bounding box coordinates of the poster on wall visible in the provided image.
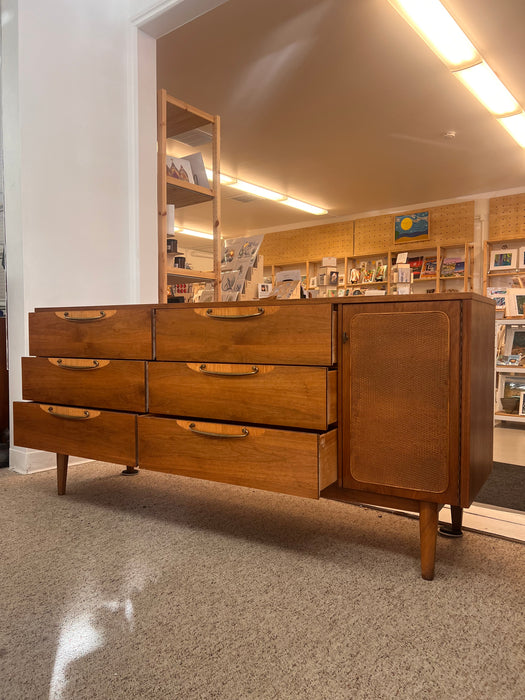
[394,211,429,244]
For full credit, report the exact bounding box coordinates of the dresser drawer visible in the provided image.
[155,304,336,365]
[148,362,337,430]
[29,307,153,359]
[13,402,137,466]
[22,357,146,412]
[137,416,337,498]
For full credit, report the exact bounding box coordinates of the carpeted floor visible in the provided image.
[1,461,524,700]
[475,462,525,512]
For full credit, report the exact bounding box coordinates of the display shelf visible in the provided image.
[166,177,214,208]
[166,269,215,283]
[157,89,221,303]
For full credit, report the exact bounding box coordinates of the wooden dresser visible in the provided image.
[14,294,495,579]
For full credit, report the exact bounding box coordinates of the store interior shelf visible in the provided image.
[494,412,524,422]
[166,178,214,208]
[166,269,215,283]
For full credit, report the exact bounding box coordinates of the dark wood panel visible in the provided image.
[460,298,496,506]
[341,301,461,504]
[137,416,335,498]
[22,357,146,412]
[28,308,153,359]
[155,304,335,365]
[13,402,137,466]
[148,362,336,430]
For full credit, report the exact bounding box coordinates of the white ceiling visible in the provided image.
[157,0,525,249]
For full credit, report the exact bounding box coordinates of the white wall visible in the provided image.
[2,0,226,473]
[2,0,159,472]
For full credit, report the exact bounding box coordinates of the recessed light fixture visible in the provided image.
[205,168,327,214]
[388,0,525,147]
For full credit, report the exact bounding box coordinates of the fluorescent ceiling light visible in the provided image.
[230,179,285,201]
[388,0,478,67]
[205,168,237,185]
[280,198,328,216]
[205,168,327,213]
[454,62,521,116]
[498,112,525,148]
[174,227,214,240]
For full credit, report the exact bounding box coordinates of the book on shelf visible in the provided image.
[441,256,465,277]
[407,255,424,280]
[348,268,360,284]
[420,256,437,278]
[166,156,194,183]
[374,263,388,282]
[267,279,301,299]
[361,268,375,283]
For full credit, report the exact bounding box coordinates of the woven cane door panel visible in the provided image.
[346,310,450,493]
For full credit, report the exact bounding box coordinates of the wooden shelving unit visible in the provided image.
[265,242,472,296]
[157,90,221,303]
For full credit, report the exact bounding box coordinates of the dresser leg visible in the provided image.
[439,505,464,537]
[121,465,139,475]
[57,453,69,495]
[419,501,438,580]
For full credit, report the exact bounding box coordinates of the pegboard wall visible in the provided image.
[489,193,525,240]
[259,201,475,265]
[355,201,475,255]
[259,221,354,265]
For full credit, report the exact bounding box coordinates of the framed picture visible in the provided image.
[519,247,525,270]
[489,248,517,271]
[487,287,507,310]
[394,210,429,244]
[504,326,525,364]
[505,289,525,317]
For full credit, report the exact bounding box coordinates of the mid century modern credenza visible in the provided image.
[14,293,495,579]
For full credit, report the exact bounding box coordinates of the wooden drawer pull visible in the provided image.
[188,423,249,438]
[199,363,259,377]
[205,307,264,320]
[43,405,99,420]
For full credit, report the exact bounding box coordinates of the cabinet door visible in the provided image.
[341,301,461,504]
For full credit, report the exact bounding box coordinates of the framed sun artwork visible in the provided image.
[394,210,430,244]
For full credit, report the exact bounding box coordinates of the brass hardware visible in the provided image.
[59,311,106,322]
[188,423,249,438]
[205,307,265,320]
[343,332,349,343]
[56,359,101,370]
[46,406,92,420]
[199,364,259,377]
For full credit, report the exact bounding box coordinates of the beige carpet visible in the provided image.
[1,461,524,700]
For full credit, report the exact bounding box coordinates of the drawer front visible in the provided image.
[148,362,337,430]
[138,416,337,498]
[22,357,146,412]
[13,402,137,466]
[155,304,336,365]
[29,307,153,359]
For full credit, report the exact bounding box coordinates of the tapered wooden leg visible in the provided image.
[439,505,464,538]
[57,453,69,495]
[419,501,438,580]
